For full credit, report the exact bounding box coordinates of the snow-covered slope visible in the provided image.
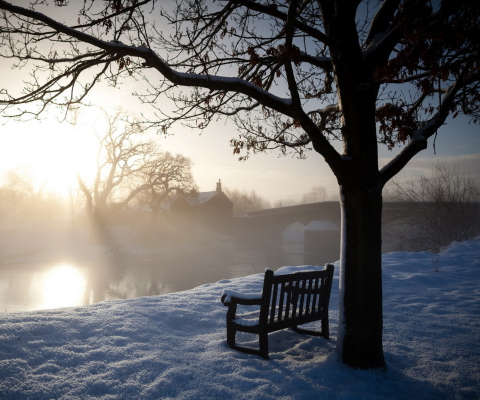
[0,238,479,399]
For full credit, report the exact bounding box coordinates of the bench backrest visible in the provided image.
[259,265,334,331]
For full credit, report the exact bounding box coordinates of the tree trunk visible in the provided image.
[327,50,386,367]
[338,182,386,369]
[91,202,109,240]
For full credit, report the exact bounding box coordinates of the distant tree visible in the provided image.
[389,162,480,252]
[0,166,67,226]
[300,186,328,204]
[273,186,329,207]
[273,198,297,208]
[76,110,195,229]
[223,187,271,216]
[77,110,156,229]
[1,0,479,369]
[126,151,196,223]
[0,166,35,213]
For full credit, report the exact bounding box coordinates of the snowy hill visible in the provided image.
[0,238,479,399]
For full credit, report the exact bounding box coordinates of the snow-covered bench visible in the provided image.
[220,264,334,359]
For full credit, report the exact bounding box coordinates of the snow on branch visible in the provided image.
[299,52,333,72]
[0,0,295,119]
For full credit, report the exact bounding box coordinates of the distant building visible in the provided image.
[169,180,233,225]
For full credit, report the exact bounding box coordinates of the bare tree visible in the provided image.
[76,110,196,229]
[77,110,156,229]
[300,186,328,204]
[0,166,35,213]
[272,186,329,207]
[389,162,480,252]
[0,165,67,227]
[1,0,479,369]
[127,151,196,223]
[223,187,271,216]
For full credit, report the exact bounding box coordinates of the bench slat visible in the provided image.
[285,281,292,320]
[298,280,306,317]
[278,282,286,323]
[270,283,278,324]
[311,279,318,316]
[292,281,299,319]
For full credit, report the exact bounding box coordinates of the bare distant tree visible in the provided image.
[0,166,35,212]
[223,187,271,216]
[1,0,479,369]
[126,152,196,223]
[273,198,297,208]
[390,162,480,251]
[273,186,328,207]
[77,110,156,229]
[0,166,67,226]
[300,186,328,204]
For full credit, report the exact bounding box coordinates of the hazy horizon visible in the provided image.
[1,107,479,204]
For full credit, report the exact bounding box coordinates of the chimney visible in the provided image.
[216,179,222,192]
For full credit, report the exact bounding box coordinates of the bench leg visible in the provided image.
[226,304,237,347]
[226,322,236,347]
[259,332,269,359]
[321,317,330,340]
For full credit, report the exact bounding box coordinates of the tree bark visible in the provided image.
[329,48,386,366]
[339,182,386,369]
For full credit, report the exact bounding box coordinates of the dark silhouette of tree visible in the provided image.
[1,0,479,369]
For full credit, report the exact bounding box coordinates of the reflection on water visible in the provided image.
[38,264,87,310]
[0,242,304,313]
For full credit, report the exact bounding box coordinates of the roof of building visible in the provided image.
[188,191,218,206]
[162,190,233,210]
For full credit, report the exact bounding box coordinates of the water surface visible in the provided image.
[0,230,304,313]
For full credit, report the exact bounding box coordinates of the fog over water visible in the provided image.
[0,226,305,313]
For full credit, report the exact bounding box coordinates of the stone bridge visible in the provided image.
[230,201,420,265]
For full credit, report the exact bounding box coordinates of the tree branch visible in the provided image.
[224,0,336,49]
[379,72,478,186]
[0,0,297,118]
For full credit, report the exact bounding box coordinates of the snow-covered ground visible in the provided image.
[0,238,479,399]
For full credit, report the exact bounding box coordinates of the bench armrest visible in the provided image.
[221,290,263,306]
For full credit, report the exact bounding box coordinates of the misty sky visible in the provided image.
[0,1,479,203]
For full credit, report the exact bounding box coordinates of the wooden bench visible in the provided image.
[221,264,334,359]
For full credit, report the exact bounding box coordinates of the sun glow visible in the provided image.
[35,127,99,196]
[0,108,103,197]
[38,263,87,310]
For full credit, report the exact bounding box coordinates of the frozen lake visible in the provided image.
[0,227,304,313]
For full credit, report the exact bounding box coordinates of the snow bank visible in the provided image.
[0,239,479,399]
